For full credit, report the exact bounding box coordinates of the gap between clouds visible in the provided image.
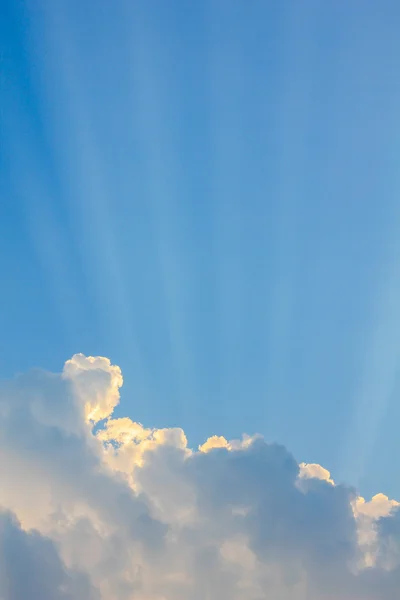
[0,353,399,600]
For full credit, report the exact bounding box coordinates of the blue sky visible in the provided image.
[2,0,400,500]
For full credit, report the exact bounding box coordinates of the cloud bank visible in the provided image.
[1,354,400,599]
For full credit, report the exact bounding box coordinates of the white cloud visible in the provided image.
[63,353,123,423]
[1,354,400,599]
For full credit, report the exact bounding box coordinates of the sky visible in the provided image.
[3,0,400,497]
[2,4,400,594]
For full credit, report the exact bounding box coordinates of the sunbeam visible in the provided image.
[24,1,150,398]
[125,1,196,419]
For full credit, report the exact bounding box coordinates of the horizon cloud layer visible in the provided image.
[0,354,399,599]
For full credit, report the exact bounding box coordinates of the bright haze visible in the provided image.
[1,1,400,599]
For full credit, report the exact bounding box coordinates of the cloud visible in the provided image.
[298,462,335,485]
[0,510,97,600]
[63,353,123,423]
[1,354,400,599]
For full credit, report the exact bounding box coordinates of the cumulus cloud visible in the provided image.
[1,354,400,599]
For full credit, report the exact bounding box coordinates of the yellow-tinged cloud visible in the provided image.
[199,435,229,452]
[97,417,151,444]
[298,462,335,485]
[353,493,400,519]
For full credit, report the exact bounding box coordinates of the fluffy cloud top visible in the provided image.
[1,354,400,599]
[63,354,123,423]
